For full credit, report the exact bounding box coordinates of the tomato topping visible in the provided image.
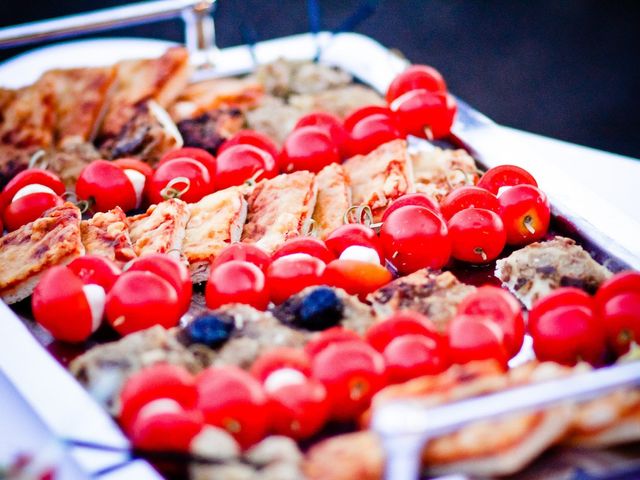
[601,293,640,355]
[250,347,311,383]
[1,168,65,210]
[391,89,457,139]
[295,112,349,158]
[386,64,447,103]
[2,191,63,231]
[218,130,279,164]
[280,126,340,173]
[206,260,269,311]
[595,271,640,309]
[448,208,506,264]
[528,288,595,325]
[159,147,217,181]
[323,259,392,299]
[211,243,271,272]
[345,112,401,156]
[498,184,550,246]
[440,186,500,221]
[304,327,362,358]
[325,224,384,265]
[216,144,278,190]
[68,255,121,292]
[447,314,509,368]
[477,165,538,195]
[76,160,138,212]
[382,193,440,222]
[148,158,212,205]
[266,254,326,304]
[271,237,335,264]
[343,106,392,131]
[365,311,440,352]
[380,205,451,274]
[112,158,155,179]
[383,333,450,383]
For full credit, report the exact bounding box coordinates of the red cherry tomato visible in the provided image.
[448,208,506,264]
[268,378,330,440]
[529,288,595,325]
[457,286,525,358]
[477,165,538,195]
[112,158,154,179]
[76,160,138,212]
[323,259,392,299]
[601,293,640,355]
[382,193,440,222]
[250,347,311,383]
[498,184,550,246]
[266,254,326,304]
[311,341,387,421]
[32,266,97,343]
[595,271,640,308]
[304,327,362,358]
[119,363,198,433]
[68,255,121,292]
[440,186,500,221]
[1,168,65,210]
[215,144,278,190]
[325,224,384,264]
[346,112,401,156]
[148,158,212,205]
[0,216,3,233]
[2,192,63,231]
[196,366,271,448]
[383,334,451,383]
[391,89,457,139]
[280,126,340,173]
[386,64,447,103]
[271,237,335,264]
[159,147,217,181]
[106,271,182,336]
[343,106,393,131]
[380,205,451,274]
[447,314,509,368]
[206,260,269,310]
[218,130,279,165]
[211,243,271,272]
[295,112,349,158]
[365,311,440,352]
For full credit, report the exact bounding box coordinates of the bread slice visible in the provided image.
[81,207,136,265]
[0,203,84,304]
[312,163,351,239]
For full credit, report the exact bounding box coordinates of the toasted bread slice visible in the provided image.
[81,207,136,265]
[0,144,39,189]
[176,108,245,155]
[0,88,16,120]
[312,163,351,239]
[343,139,414,222]
[127,198,190,257]
[0,203,84,304]
[183,187,248,283]
[241,171,318,253]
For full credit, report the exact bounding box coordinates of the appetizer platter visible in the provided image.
[1,2,639,480]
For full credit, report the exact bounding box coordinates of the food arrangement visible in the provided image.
[0,44,639,480]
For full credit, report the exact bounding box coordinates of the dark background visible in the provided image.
[1,0,639,158]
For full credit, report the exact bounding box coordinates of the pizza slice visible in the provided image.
[183,187,248,283]
[241,171,318,253]
[312,163,351,239]
[81,207,136,265]
[127,198,190,258]
[343,139,414,222]
[0,203,84,304]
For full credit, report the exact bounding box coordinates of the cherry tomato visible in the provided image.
[0,216,3,233]
[448,208,506,264]
[119,363,198,433]
[457,286,525,358]
[386,64,447,103]
[268,378,330,440]
[498,184,550,246]
[311,341,387,421]
[280,126,340,173]
[206,260,269,310]
[304,327,362,358]
[218,130,279,165]
[112,158,154,179]
[295,112,349,158]
[380,205,451,274]
[477,165,538,195]
[126,254,192,314]
[343,106,393,131]
[365,311,440,352]
[2,191,63,231]
[211,243,271,272]
[529,288,595,325]
[250,347,311,383]
[383,334,450,383]
[196,366,271,448]
[148,158,212,205]
[1,168,65,210]
[382,193,440,222]
[106,271,182,336]
[272,237,335,264]
[215,144,278,190]
[440,186,500,221]
[391,89,457,139]
[159,147,217,181]
[325,224,384,265]
[447,314,509,368]
[345,112,401,156]
[68,255,121,292]
[76,160,138,212]
[32,266,99,343]
[601,293,640,355]
[323,259,392,298]
[266,254,326,304]
[595,271,640,308]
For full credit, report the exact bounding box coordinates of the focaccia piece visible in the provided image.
[241,171,318,253]
[0,88,16,119]
[99,47,190,139]
[312,163,351,239]
[128,198,189,257]
[177,108,245,155]
[367,269,475,332]
[81,207,136,265]
[0,203,84,304]
[343,139,414,222]
[289,85,384,119]
[0,144,39,189]
[183,187,248,283]
[495,236,613,309]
